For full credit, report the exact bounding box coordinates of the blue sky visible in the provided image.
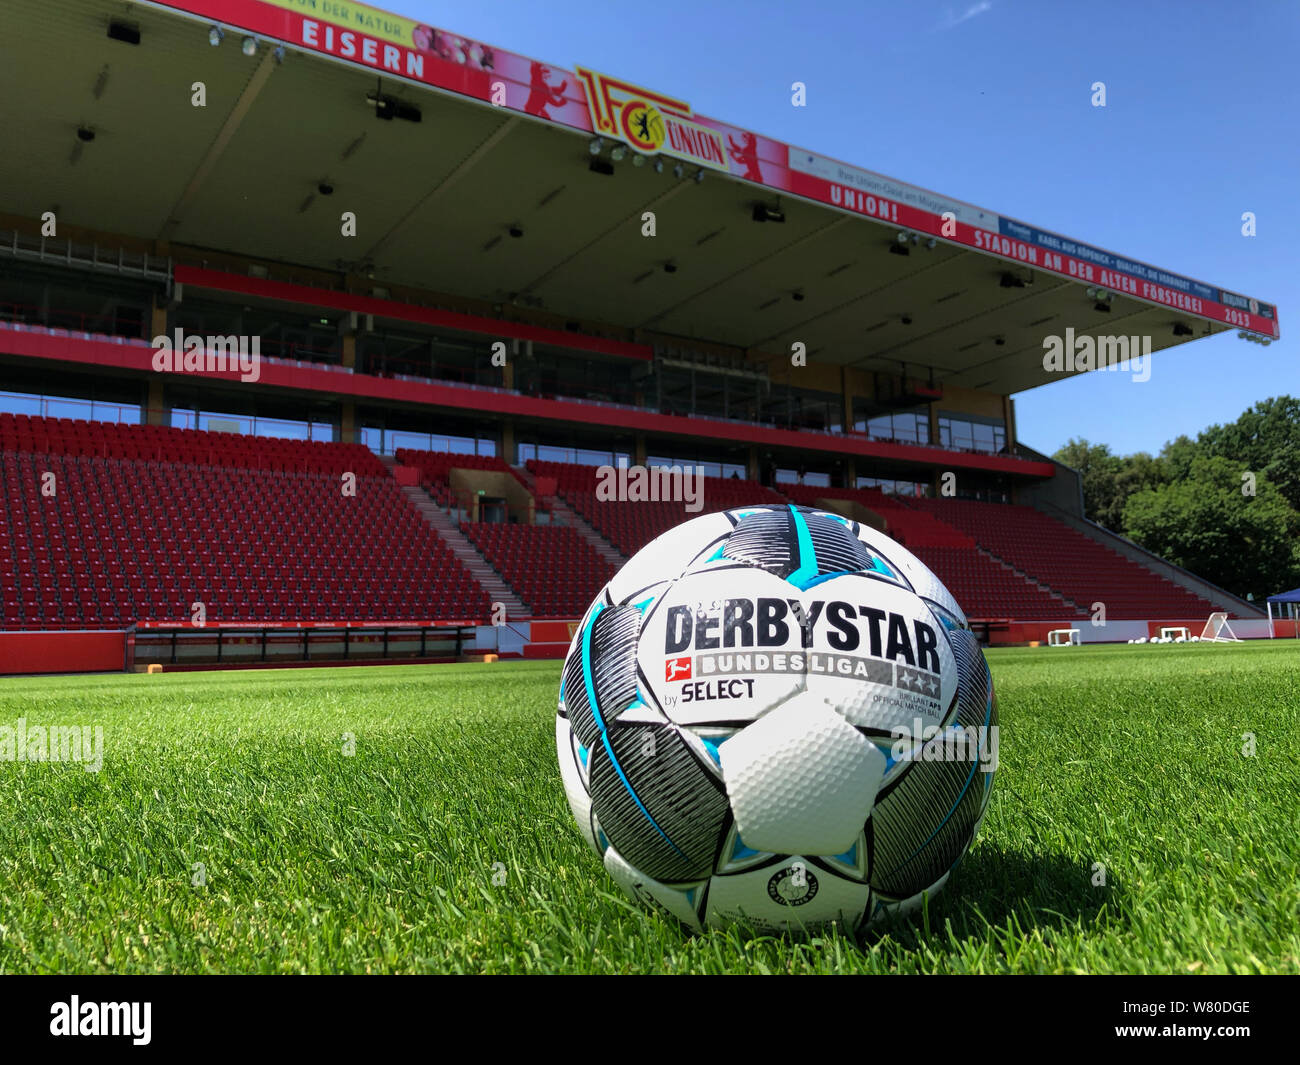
[386,0,1296,459]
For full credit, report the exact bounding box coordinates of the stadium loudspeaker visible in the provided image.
[108,21,141,45]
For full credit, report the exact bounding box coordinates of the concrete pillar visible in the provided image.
[341,333,356,370]
[500,420,515,464]
[340,401,356,444]
[150,300,167,342]
[634,434,647,466]
[747,447,759,482]
[144,378,166,426]
[841,366,854,434]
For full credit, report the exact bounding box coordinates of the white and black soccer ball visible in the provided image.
[556,504,997,935]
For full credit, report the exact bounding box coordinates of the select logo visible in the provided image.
[665,656,692,682]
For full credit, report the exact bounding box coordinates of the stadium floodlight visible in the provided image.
[588,137,604,156]
[694,168,704,184]
[653,158,664,174]
[1085,287,1097,299]
[926,238,937,249]
[610,145,626,162]
[241,36,258,56]
[631,153,646,167]
[208,25,224,46]
[273,45,286,64]
[673,162,685,179]
[896,231,909,244]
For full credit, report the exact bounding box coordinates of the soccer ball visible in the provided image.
[555,504,997,934]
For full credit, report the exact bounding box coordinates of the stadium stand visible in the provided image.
[461,523,616,617]
[779,483,1081,619]
[394,447,528,507]
[527,460,785,558]
[0,415,489,628]
[907,498,1218,619]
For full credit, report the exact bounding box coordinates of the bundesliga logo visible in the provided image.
[665,656,692,681]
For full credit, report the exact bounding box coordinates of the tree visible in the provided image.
[1053,439,1169,529]
[1198,396,1300,510]
[1121,455,1300,600]
[1053,438,1122,526]
[1158,435,1200,482]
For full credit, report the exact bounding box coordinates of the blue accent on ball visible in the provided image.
[868,553,896,578]
[830,843,858,864]
[577,742,589,768]
[699,734,730,765]
[731,834,760,860]
[786,505,820,590]
[800,569,854,589]
[580,603,686,860]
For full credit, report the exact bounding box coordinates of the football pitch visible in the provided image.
[1,643,1296,974]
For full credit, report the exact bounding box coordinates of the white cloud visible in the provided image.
[937,1,994,31]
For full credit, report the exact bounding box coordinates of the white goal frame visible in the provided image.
[1199,612,1241,642]
[1160,626,1191,642]
[1047,628,1081,646]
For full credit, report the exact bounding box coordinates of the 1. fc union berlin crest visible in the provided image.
[575,66,728,172]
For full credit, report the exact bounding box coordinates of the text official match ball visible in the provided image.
[556,504,998,935]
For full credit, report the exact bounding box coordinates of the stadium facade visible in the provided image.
[0,0,1281,673]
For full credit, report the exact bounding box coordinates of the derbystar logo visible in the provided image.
[663,598,940,674]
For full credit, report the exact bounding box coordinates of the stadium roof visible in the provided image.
[0,0,1279,398]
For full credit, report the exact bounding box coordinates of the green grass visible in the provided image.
[1,643,1297,973]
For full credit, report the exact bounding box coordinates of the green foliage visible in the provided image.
[0,653,1297,974]
[1200,397,1300,511]
[1053,438,1124,527]
[1122,456,1298,600]
[1054,397,1300,597]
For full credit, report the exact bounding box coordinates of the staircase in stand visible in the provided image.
[974,544,1086,614]
[513,464,626,568]
[551,496,626,568]
[401,485,528,619]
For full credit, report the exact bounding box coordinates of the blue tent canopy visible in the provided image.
[1266,587,1300,603]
